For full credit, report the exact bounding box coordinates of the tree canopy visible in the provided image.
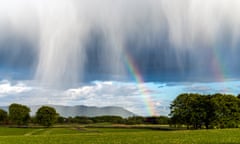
[36,106,58,127]
[0,109,7,124]
[170,93,240,129]
[9,103,30,126]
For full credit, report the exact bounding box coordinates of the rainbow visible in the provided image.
[123,52,157,116]
[212,46,226,82]
[211,45,229,93]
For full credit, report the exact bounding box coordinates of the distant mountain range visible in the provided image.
[0,105,136,118]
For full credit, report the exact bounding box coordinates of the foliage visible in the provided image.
[36,106,58,127]
[91,116,124,124]
[9,103,30,126]
[57,116,67,124]
[211,94,240,128]
[170,93,240,129]
[126,116,145,125]
[56,115,170,125]
[145,116,170,124]
[0,109,8,124]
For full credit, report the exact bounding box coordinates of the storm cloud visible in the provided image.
[0,1,240,87]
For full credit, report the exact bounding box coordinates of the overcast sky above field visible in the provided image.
[1,0,240,115]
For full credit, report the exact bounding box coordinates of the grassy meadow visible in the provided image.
[0,126,239,144]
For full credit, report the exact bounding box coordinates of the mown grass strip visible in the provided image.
[24,129,43,136]
[0,127,239,144]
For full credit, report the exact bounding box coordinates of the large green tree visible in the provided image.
[170,93,240,129]
[170,93,202,128]
[0,109,8,124]
[211,94,240,128]
[200,95,215,129]
[36,106,58,127]
[9,103,30,126]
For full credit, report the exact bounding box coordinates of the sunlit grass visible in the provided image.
[0,127,239,143]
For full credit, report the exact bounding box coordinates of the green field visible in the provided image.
[0,126,239,144]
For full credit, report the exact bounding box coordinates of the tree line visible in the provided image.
[58,115,169,125]
[170,93,240,129]
[2,93,237,129]
[0,103,170,127]
[0,103,58,127]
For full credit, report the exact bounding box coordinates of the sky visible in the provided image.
[1,0,240,116]
[0,80,240,116]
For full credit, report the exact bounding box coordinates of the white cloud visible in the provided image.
[0,80,175,115]
[0,80,32,97]
[64,81,137,98]
[60,81,173,116]
[2,80,239,116]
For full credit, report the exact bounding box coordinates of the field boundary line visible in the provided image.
[24,129,44,136]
